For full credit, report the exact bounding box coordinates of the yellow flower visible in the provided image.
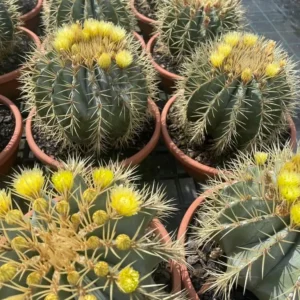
[82,19,103,39]
[94,261,109,277]
[86,236,100,249]
[26,272,42,286]
[13,169,44,198]
[210,52,225,68]
[53,26,77,51]
[281,162,296,173]
[115,234,132,250]
[97,53,112,69]
[52,170,74,194]
[280,186,300,203]
[93,168,114,189]
[241,68,253,83]
[117,267,140,293]
[265,63,280,78]
[277,171,300,188]
[110,186,141,216]
[92,210,109,225]
[55,200,70,215]
[110,26,126,42]
[115,50,133,68]
[0,263,17,282]
[11,236,29,251]
[243,33,258,46]
[291,154,300,169]
[290,203,300,226]
[218,43,232,58]
[254,152,268,165]
[45,294,58,300]
[5,210,23,225]
[33,198,48,213]
[224,32,241,47]
[67,271,80,285]
[0,190,11,216]
[97,21,114,37]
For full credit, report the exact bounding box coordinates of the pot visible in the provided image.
[131,0,157,41]
[146,33,183,94]
[20,0,43,32]
[0,27,41,101]
[161,95,297,182]
[0,95,23,176]
[26,99,161,169]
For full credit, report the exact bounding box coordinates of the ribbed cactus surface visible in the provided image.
[22,20,155,155]
[173,32,299,156]
[196,147,300,300]
[156,0,244,58]
[44,0,135,33]
[0,158,185,299]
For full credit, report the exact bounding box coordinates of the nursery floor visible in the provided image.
[1,0,300,233]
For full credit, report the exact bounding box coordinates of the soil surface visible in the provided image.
[31,117,155,164]
[0,105,15,153]
[135,0,157,20]
[0,33,33,76]
[152,261,172,293]
[186,215,259,300]
[18,0,37,15]
[153,42,180,75]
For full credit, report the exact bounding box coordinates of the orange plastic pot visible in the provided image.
[161,95,297,182]
[20,0,43,32]
[0,27,41,101]
[0,95,23,176]
[146,33,183,94]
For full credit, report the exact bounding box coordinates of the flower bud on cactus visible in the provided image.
[195,144,300,300]
[0,0,21,59]
[21,20,156,155]
[155,0,244,58]
[0,158,186,299]
[173,32,299,156]
[43,0,135,33]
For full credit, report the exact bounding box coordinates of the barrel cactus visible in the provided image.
[172,32,299,157]
[0,0,21,59]
[155,0,244,59]
[0,158,185,299]
[195,145,300,300]
[43,0,135,33]
[22,20,155,155]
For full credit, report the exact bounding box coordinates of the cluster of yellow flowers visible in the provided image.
[53,19,133,69]
[210,32,286,80]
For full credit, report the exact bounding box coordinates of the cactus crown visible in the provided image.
[0,0,21,57]
[172,32,299,157]
[44,0,135,34]
[22,20,156,155]
[195,144,300,300]
[0,158,185,299]
[155,0,244,58]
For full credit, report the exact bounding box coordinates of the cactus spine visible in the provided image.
[0,158,186,299]
[0,0,21,59]
[44,0,136,33]
[155,0,244,59]
[195,145,300,299]
[22,20,155,155]
[173,32,299,156]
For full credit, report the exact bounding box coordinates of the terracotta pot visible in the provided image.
[147,33,183,94]
[0,27,41,101]
[20,0,43,32]
[161,95,297,182]
[26,99,161,169]
[131,0,157,41]
[0,95,23,176]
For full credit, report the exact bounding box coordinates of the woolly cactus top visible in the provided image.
[0,159,185,299]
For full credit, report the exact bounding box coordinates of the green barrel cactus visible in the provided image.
[44,0,135,33]
[195,146,300,300]
[155,0,244,59]
[21,20,155,155]
[0,158,186,299]
[0,0,21,59]
[172,32,299,156]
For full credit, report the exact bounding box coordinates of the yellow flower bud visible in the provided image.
[254,152,268,165]
[217,43,232,58]
[0,263,17,282]
[82,188,97,203]
[11,236,29,251]
[45,293,58,300]
[0,190,11,217]
[33,198,48,213]
[52,170,74,194]
[265,63,280,77]
[86,236,100,249]
[115,234,131,250]
[243,33,258,46]
[115,50,133,68]
[67,271,80,285]
[93,168,114,189]
[224,32,241,47]
[94,261,109,277]
[210,52,225,68]
[277,171,300,189]
[97,53,112,69]
[55,200,70,215]
[92,210,108,225]
[117,267,140,293]
[71,213,81,224]
[110,26,126,42]
[26,271,42,286]
[241,68,252,83]
[84,296,97,300]
[280,186,300,203]
[5,209,23,225]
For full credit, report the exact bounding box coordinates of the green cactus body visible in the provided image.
[0,158,185,299]
[195,148,300,299]
[22,20,155,155]
[0,0,21,58]
[173,32,299,156]
[45,0,135,33]
[156,0,244,58]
